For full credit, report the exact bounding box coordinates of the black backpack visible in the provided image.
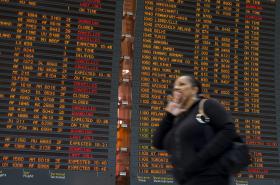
[197,99,251,174]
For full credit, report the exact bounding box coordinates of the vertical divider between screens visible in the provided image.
[109,0,124,183]
[130,0,144,184]
[275,2,280,185]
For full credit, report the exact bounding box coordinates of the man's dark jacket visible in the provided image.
[152,99,238,184]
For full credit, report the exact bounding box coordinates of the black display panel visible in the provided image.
[0,0,122,185]
[131,0,280,185]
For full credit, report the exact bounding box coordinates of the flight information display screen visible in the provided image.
[0,0,122,185]
[131,0,279,185]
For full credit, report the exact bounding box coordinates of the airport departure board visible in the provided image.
[131,0,280,185]
[0,0,122,185]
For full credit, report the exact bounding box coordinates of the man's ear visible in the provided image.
[193,86,199,95]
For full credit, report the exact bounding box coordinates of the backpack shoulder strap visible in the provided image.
[196,99,210,123]
[198,99,207,116]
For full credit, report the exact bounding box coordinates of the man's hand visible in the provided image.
[165,93,186,116]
